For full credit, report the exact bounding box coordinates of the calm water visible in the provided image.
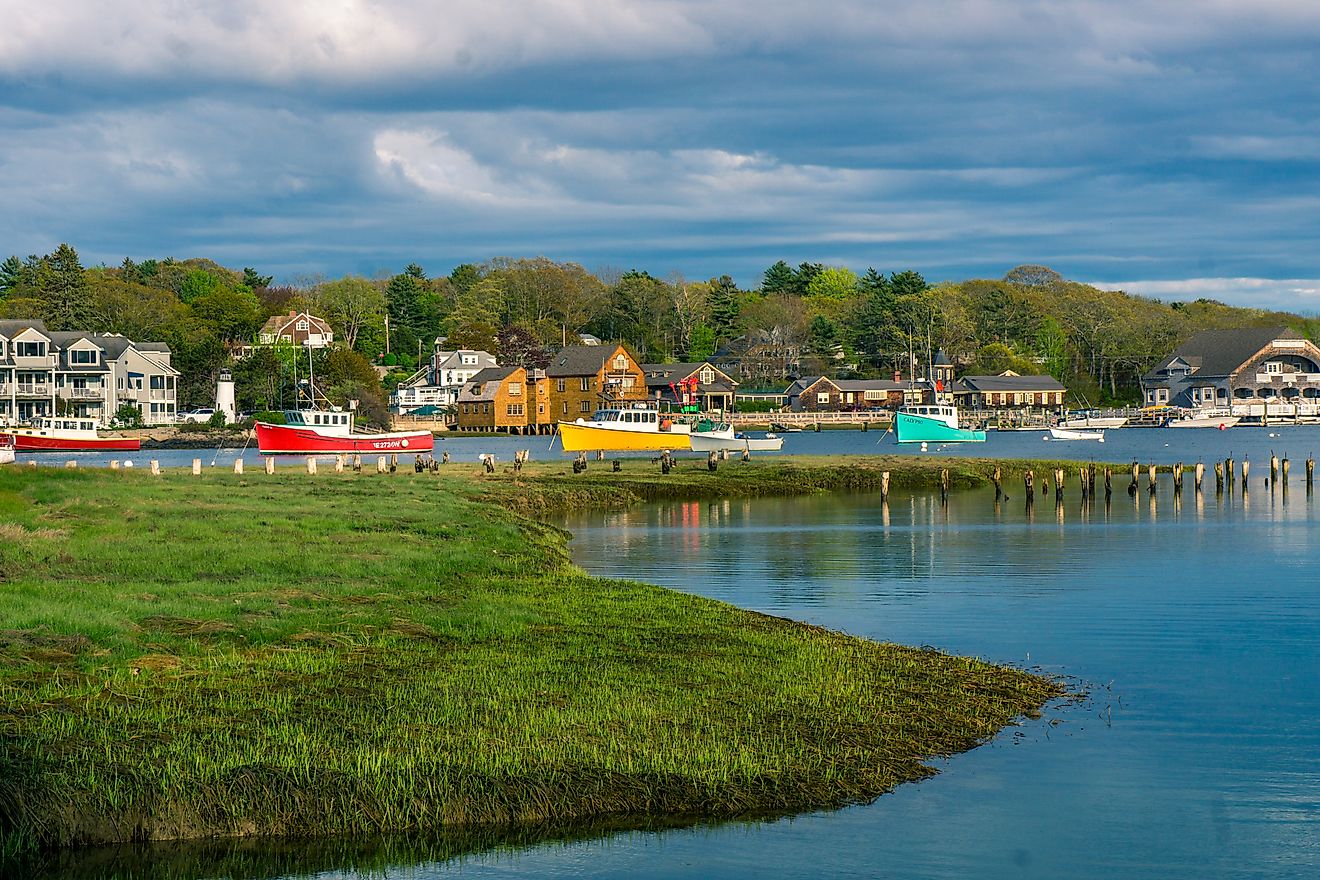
[20,446,1320,879]
[16,424,1320,469]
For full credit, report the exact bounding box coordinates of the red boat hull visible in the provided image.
[0,432,140,452]
[254,422,434,455]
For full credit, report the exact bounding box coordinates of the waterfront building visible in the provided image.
[256,311,334,349]
[642,362,739,413]
[785,375,916,412]
[392,347,497,415]
[0,320,179,426]
[952,372,1067,410]
[1141,326,1320,415]
[547,344,646,420]
[454,365,552,434]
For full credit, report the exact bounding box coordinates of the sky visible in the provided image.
[2,1,1319,310]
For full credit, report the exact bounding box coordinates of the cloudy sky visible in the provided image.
[2,1,1319,308]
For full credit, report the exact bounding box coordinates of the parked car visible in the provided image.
[178,408,216,424]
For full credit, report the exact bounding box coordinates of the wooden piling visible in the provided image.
[1282,457,1290,487]
[1242,459,1250,489]
[234,459,243,475]
[1024,470,1035,504]
[1105,467,1113,500]
[335,455,345,474]
[940,468,950,504]
[1147,463,1157,494]
[991,466,1003,500]
[1173,462,1183,493]
[1214,461,1224,493]
[1195,462,1205,492]
[1270,454,1279,486]
[150,460,160,476]
[65,460,77,469]
[881,471,890,501]
[377,456,387,474]
[1129,461,1139,495]
[306,457,317,475]
[265,457,275,475]
[707,450,718,472]
[1079,467,1089,501]
[109,460,120,471]
[1307,457,1315,490]
[1225,457,1234,487]
[1054,468,1065,502]
[192,458,201,476]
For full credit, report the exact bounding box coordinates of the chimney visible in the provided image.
[893,370,902,383]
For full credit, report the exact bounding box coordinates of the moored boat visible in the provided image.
[894,405,986,444]
[689,429,785,452]
[0,417,140,452]
[1058,410,1127,429]
[254,409,434,454]
[1047,426,1105,442]
[1166,408,1240,429]
[557,403,692,452]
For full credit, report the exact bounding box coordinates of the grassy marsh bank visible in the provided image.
[0,461,1061,859]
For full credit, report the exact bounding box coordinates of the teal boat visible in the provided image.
[894,404,987,444]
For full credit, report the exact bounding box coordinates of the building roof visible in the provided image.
[0,319,50,338]
[547,344,629,377]
[1144,326,1296,382]
[641,362,738,389]
[956,373,1066,392]
[457,366,520,402]
[259,311,333,336]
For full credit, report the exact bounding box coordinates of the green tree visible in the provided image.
[794,262,823,295]
[35,243,93,329]
[0,255,29,293]
[242,267,274,289]
[177,269,223,305]
[805,266,859,300]
[496,324,549,369]
[761,260,796,295]
[1004,264,1064,288]
[687,323,716,361]
[707,275,741,344]
[315,276,386,350]
[191,287,262,342]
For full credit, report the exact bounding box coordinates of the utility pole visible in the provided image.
[384,314,390,355]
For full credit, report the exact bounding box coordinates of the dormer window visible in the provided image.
[71,349,98,365]
[17,341,44,357]
[614,355,627,370]
[699,369,714,384]
[1264,362,1283,374]
[296,321,309,332]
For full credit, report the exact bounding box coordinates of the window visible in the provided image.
[508,382,522,396]
[614,355,627,370]
[1265,362,1283,374]
[700,369,714,384]
[817,392,830,404]
[281,335,292,342]
[538,404,544,414]
[150,376,165,390]
[845,392,854,403]
[581,401,591,413]
[17,341,43,357]
[506,404,524,416]
[562,402,568,414]
[580,377,590,392]
[557,379,566,393]
[71,349,97,365]
[296,321,309,331]
[864,390,884,401]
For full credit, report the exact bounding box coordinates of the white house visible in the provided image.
[391,347,498,414]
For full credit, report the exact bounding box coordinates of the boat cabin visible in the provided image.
[587,404,684,432]
[899,404,961,429]
[283,409,354,436]
[18,417,102,438]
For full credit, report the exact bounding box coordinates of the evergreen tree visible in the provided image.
[794,262,824,295]
[707,275,741,344]
[0,255,25,293]
[242,267,274,289]
[889,269,928,298]
[761,260,795,295]
[36,243,92,329]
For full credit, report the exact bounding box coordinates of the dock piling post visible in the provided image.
[150,460,160,476]
[1307,457,1315,491]
[991,466,1002,500]
[1214,461,1223,493]
[1282,457,1290,487]
[1129,461,1139,496]
[1271,454,1279,486]
[110,460,120,471]
[1054,468,1065,502]
[1105,467,1113,500]
[1242,459,1250,491]
[192,458,201,476]
[1173,463,1183,494]
[335,455,344,474]
[65,460,77,469]
[881,471,890,501]
[234,459,243,475]
[1079,467,1090,501]
[306,457,317,475]
[1195,462,1205,493]
[940,468,950,505]
[708,450,718,472]
[1148,463,1157,494]
[265,457,275,475]
[377,456,387,474]
[1024,470,1035,504]
[1226,457,1235,488]
[390,454,398,473]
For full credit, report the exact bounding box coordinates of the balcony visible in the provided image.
[1255,372,1320,383]
[66,387,104,400]
[16,384,52,397]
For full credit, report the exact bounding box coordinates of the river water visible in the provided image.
[16,424,1320,470]
[16,431,1320,879]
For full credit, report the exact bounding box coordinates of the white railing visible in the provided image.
[66,387,104,399]
[1255,372,1320,384]
[17,384,51,396]
[0,384,10,396]
[730,410,893,425]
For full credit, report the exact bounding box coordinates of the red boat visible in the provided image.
[254,408,434,455]
[0,417,141,452]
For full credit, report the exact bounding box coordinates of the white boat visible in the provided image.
[1166,409,1240,429]
[1047,426,1105,442]
[0,440,14,465]
[1058,412,1127,429]
[689,428,785,452]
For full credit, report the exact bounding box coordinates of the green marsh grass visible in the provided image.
[0,461,1061,856]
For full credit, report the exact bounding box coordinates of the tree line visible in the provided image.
[3,246,1315,416]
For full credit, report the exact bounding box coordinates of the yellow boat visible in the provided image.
[557,404,693,452]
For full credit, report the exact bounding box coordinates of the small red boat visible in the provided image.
[254,408,434,455]
[0,417,140,452]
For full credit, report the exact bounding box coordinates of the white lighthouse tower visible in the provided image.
[216,369,236,424]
